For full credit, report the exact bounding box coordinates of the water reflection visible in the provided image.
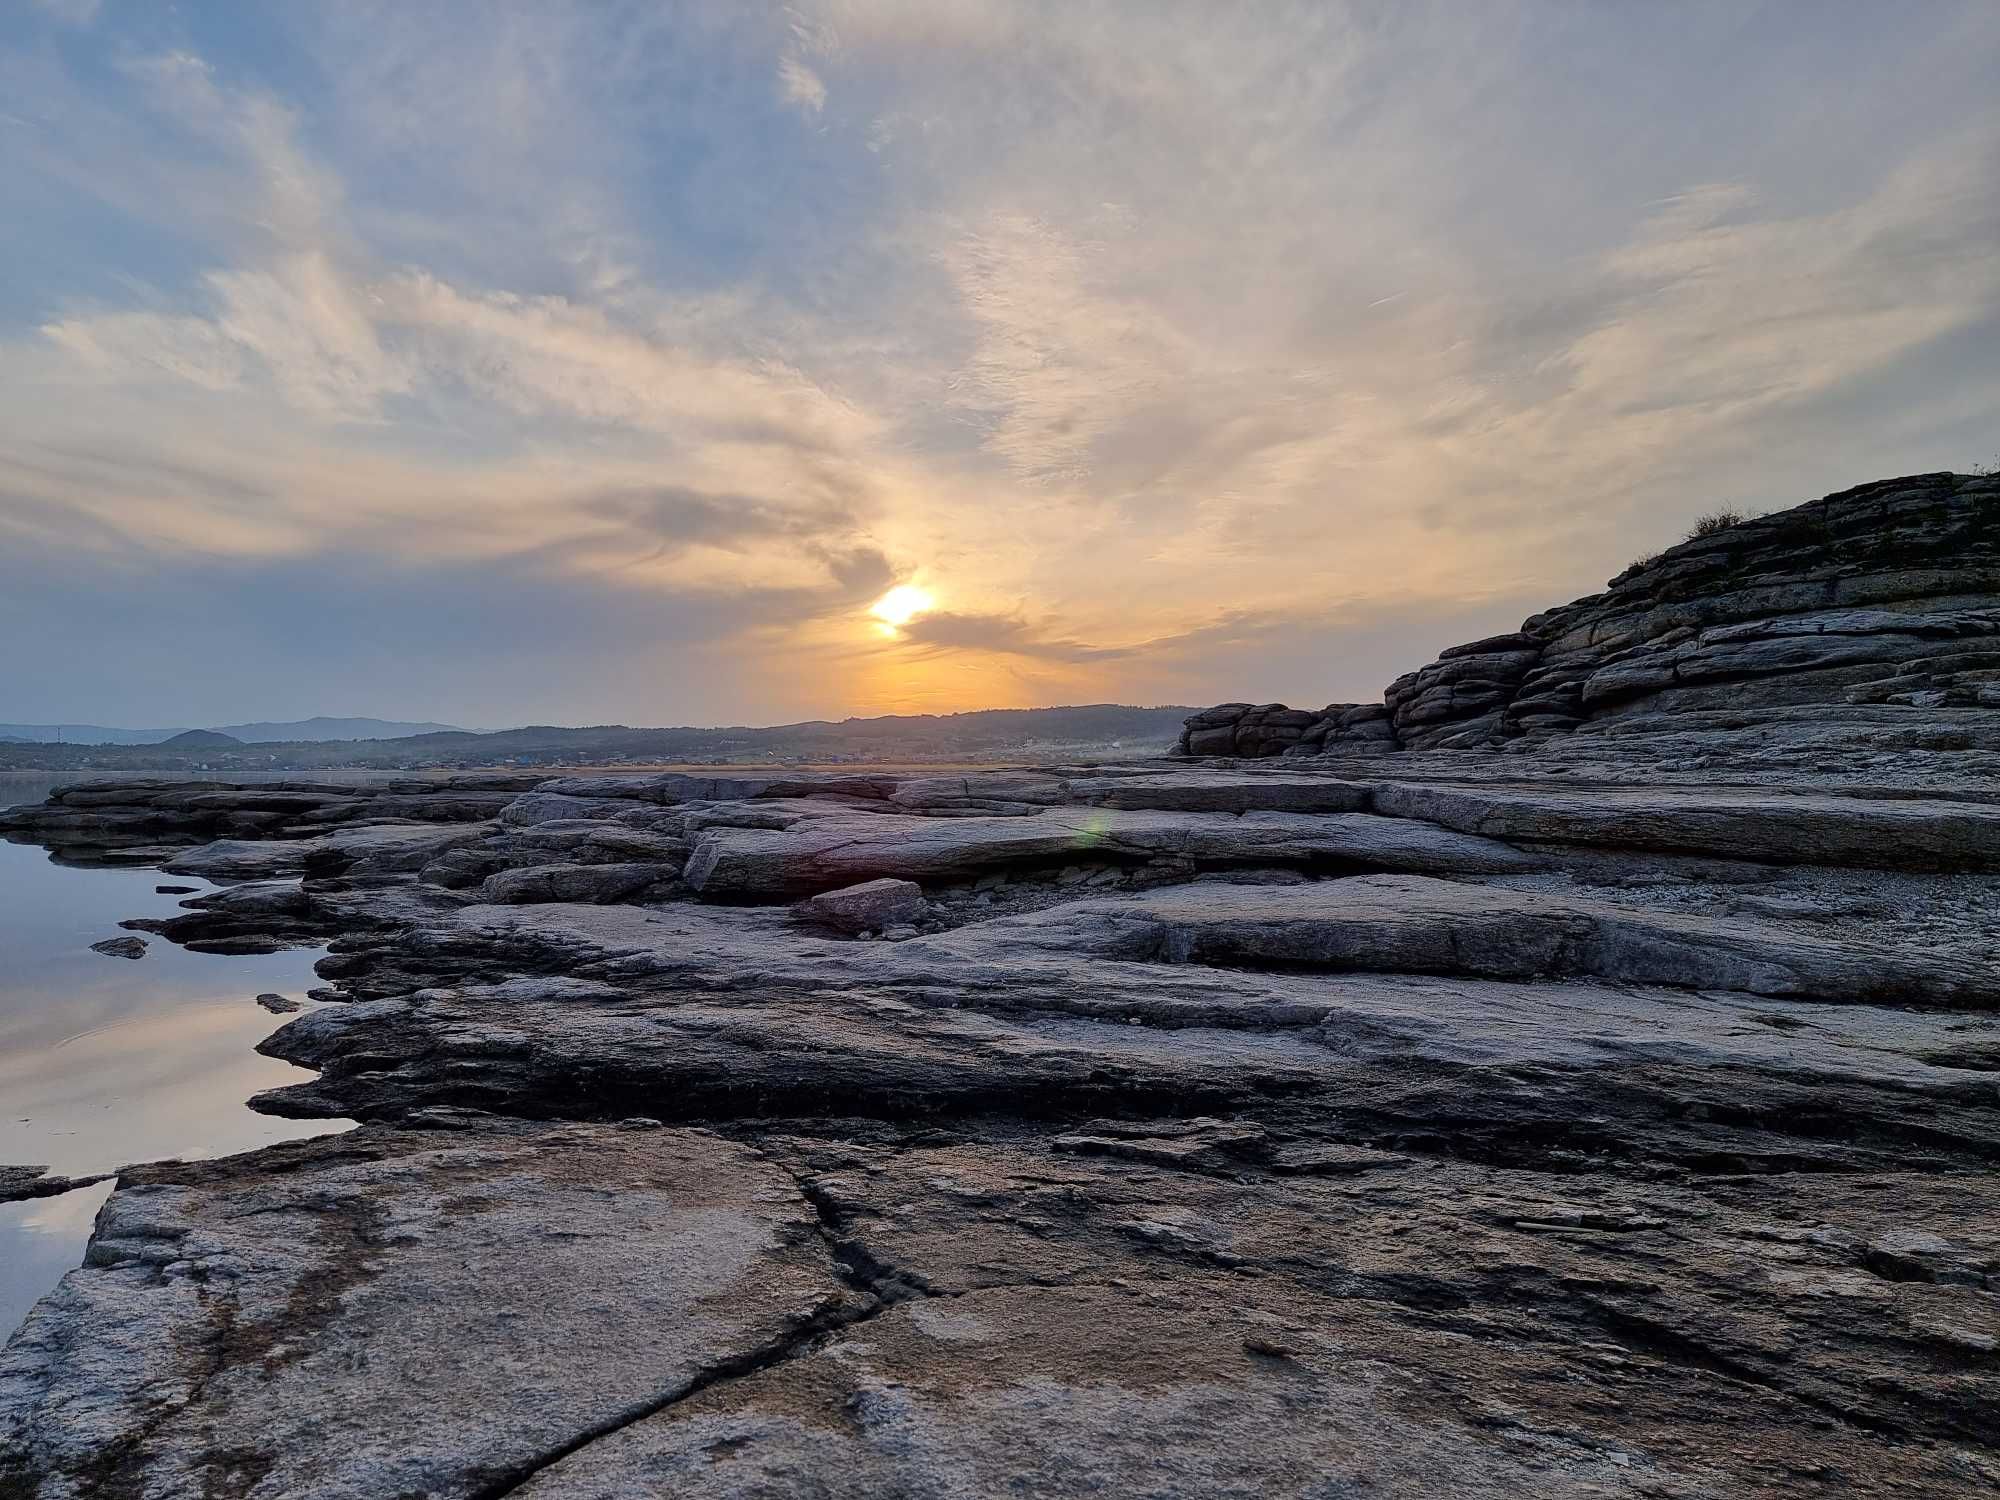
[1,773,361,1336]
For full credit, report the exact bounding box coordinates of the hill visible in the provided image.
[0,705,1195,773]
[0,716,464,746]
[210,717,467,743]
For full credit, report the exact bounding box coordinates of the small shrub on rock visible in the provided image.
[1684,508,1748,540]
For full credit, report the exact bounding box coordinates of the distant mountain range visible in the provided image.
[0,705,1196,771]
[0,717,466,746]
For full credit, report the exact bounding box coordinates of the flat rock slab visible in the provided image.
[478,860,676,904]
[11,1128,1996,1499]
[1061,770,1374,813]
[515,1136,2000,1500]
[1371,782,2000,871]
[518,1284,1681,1500]
[157,837,304,881]
[978,873,1996,1005]
[685,807,1538,896]
[162,822,489,883]
[0,1123,857,1500]
[254,897,2000,1136]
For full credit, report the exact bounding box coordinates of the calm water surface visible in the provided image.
[0,773,366,1336]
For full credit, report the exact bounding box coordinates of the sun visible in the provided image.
[870,584,935,628]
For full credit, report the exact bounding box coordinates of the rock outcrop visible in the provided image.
[1177,471,2000,755]
[3,475,1999,1498]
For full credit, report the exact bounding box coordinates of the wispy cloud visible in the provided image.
[778,56,826,116]
[897,610,1131,663]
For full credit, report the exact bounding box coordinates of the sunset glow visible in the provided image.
[870,586,936,629]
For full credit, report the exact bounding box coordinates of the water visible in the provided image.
[0,773,359,1336]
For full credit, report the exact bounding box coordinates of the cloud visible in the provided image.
[584,485,846,550]
[815,544,896,596]
[896,610,1130,662]
[938,213,1197,485]
[778,57,827,116]
[3,4,1997,726]
[29,0,99,25]
[0,534,860,729]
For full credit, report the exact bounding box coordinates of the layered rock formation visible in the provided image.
[1178,471,2000,755]
[2,472,1998,1498]
[3,746,1998,1498]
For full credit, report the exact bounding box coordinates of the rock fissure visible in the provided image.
[463,1293,893,1500]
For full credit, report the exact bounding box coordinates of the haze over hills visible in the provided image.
[0,717,465,747]
[0,705,1196,773]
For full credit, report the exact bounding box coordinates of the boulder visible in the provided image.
[1174,703,1322,758]
[795,877,927,934]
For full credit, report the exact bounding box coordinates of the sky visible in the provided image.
[2,1,1996,730]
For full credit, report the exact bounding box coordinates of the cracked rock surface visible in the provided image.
[3,738,1998,1493]
[0,1124,860,1500]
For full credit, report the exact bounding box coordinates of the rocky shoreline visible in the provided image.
[3,475,1998,1498]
